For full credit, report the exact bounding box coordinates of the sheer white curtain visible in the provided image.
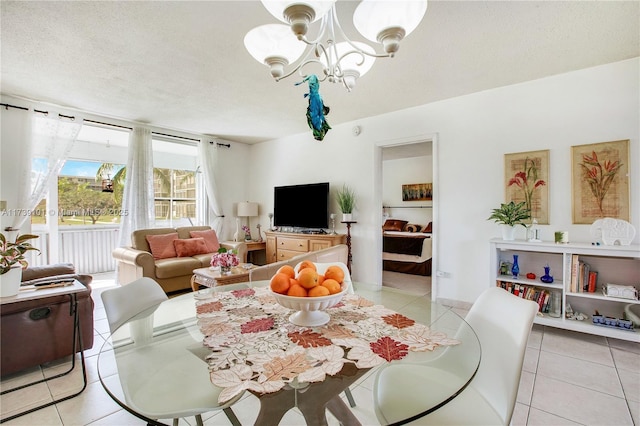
[118,127,155,247]
[198,138,225,235]
[12,113,81,231]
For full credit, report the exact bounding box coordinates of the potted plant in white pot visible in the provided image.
[1,232,40,297]
[336,185,356,221]
[488,201,531,240]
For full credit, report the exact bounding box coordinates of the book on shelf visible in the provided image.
[569,254,598,293]
[497,280,551,313]
[588,271,598,293]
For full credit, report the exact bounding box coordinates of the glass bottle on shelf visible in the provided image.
[511,254,520,278]
[549,292,562,318]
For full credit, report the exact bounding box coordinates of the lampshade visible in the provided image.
[237,202,259,217]
[353,0,428,53]
[244,24,307,77]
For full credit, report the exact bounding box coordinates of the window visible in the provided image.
[153,168,197,227]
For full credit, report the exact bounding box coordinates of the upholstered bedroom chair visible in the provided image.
[373,287,538,425]
[101,277,242,426]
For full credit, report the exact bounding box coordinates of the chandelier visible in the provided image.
[244,0,428,91]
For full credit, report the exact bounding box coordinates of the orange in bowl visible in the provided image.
[270,272,291,294]
[297,268,319,289]
[324,265,345,284]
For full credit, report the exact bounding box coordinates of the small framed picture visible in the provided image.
[402,183,432,201]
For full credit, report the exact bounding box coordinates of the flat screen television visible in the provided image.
[274,182,329,230]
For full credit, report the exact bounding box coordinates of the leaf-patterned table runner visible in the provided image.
[195,287,460,403]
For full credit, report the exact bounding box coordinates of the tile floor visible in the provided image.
[1,272,638,425]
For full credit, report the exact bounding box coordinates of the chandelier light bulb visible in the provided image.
[244,24,305,76]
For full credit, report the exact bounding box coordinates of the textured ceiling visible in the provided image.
[1,1,638,144]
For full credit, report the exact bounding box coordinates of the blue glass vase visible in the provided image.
[511,254,520,278]
[541,266,554,283]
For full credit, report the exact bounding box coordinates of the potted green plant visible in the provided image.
[1,232,41,297]
[336,185,356,221]
[487,201,531,240]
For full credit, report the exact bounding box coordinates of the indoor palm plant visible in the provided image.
[336,184,356,221]
[487,201,531,240]
[1,232,40,296]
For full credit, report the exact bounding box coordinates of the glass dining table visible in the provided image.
[97,281,481,426]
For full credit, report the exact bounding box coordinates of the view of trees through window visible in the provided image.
[32,161,196,226]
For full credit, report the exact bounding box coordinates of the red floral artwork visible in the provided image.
[241,317,274,333]
[382,313,415,329]
[580,151,623,217]
[370,336,409,361]
[288,330,332,348]
[508,157,546,217]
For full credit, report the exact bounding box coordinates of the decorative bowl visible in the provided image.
[269,280,350,327]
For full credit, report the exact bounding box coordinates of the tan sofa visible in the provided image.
[113,226,247,294]
[249,244,348,282]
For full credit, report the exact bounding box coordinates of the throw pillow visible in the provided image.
[174,237,209,257]
[423,222,433,233]
[146,233,179,260]
[189,229,220,253]
[382,219,408,232]
[405,224,422,233]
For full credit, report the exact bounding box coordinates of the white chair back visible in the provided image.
[101,277,168,333]
[464,287,538,423]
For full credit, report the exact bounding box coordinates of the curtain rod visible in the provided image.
[1,103,231,147]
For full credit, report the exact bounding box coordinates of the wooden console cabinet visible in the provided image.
[264,231,346,264]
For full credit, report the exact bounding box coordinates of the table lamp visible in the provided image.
[237,202,259,241]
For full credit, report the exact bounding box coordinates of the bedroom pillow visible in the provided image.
[174,237,209,257]
[189,229,220,253]
[423,222,433,233]
[146,233,179,260]
[405,224,423,233]
[382,219,408,232]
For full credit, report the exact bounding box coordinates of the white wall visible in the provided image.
[250,58,640,303]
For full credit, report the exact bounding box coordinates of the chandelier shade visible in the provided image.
[244,24,307,77]
[353,0,428,54]
[245,0,428,90]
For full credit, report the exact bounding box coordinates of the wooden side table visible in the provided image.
[341,221,356,274]
[191,264,255,291]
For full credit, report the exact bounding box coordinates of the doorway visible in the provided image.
[375,136,438,300]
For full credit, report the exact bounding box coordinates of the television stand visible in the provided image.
[264,231,346,264]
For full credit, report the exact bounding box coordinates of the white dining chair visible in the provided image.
[373,287,538,425]
[101,277,242,426]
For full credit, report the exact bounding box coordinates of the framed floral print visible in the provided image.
[504,150,549,224]
[571,140,630,224]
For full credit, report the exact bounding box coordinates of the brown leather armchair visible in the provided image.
[0,263,94,377]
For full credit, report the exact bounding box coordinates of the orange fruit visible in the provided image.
[277,265,296,280]
[270,272,291,294]
[308,285,330,297]
[321,278,342,295]
[287,284,308,297]
[289,278,300,287]
[324,266,345,284]
[317,274,325,286]
[298,260,317,272]
[297,268,319,289]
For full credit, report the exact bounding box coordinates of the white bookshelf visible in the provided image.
[490,238,640,342]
